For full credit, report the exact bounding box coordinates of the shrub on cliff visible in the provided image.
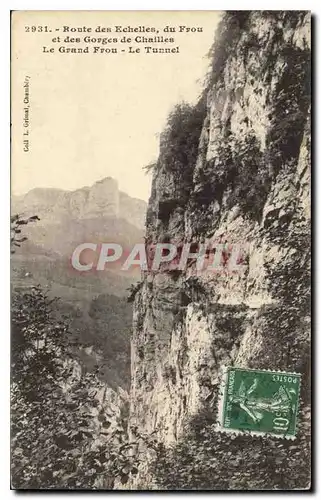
[194,133,269,222]
[159,100,205,184]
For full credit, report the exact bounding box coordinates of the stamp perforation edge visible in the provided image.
[215,366,301,440]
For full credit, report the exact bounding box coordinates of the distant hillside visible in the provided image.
[12,177,146,230]
[11,177,147,283]
[11,178,147,389]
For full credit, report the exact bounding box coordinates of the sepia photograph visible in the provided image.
[10,9,311,490]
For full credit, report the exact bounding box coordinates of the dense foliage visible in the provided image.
[11,217,135,489]
[12,286,100,488]
[148,404,310,490]
[160,101,205,178]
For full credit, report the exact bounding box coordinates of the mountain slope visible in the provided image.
[11,178,147,389]
[130,11,310,489]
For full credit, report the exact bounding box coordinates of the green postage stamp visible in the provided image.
[217,367,301,439]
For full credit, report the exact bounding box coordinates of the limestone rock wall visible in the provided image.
[130,11,311,489]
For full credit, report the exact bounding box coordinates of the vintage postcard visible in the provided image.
[11,10,311,490]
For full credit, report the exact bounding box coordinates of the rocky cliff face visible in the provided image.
[130,11,310,489]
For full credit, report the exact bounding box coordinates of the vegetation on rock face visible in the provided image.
[160,101,206,178]
[205,11,250,91]
[146,10,310,239]
[194,133,270,222]
[267,43,310,169]
[132,10,310,492]
[127,282,143,303]
[174,13,310,230]
[154,99,206,205]
[148,405,310,490]
[198,12,310,225]
[145,99,206,233]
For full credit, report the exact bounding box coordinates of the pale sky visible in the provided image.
[12,11,221,201]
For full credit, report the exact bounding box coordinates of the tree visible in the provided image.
[11,214,138,489]
[11,214,40,253]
